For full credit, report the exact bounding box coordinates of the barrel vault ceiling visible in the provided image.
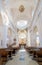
[0,0,41,32]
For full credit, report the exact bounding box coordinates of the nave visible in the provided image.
[0,45,42,65]
[6,48,39,65]
[0,0,42,65]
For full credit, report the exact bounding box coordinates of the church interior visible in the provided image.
[0,0,42,65]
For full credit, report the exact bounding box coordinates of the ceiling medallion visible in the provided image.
[19,5,25,12]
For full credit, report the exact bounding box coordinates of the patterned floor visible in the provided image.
[6,49,39,65]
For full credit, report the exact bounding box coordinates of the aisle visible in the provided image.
[6,49,39,65]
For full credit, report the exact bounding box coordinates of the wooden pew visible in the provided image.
[25,46,36,55]
[36,50,42,57]
[32,48,42,65]
[32,48,42,57]
[0,48,9,56]
[25,46,42,65]
[12,45,20,55]
[7,48,13,59]
[35,48,42,62]
[8,43,20,55]
[0,48,9,65]
[0,57,3,65]
[0,44,19,64]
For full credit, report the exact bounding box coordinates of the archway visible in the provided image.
[16,20,28,46]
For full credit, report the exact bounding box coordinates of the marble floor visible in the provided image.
[6,48,39,65]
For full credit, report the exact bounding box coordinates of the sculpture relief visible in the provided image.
[19,5,25,12]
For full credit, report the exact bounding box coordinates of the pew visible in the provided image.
[6,49,13,60]
[32,48,42,58]
[0,57,3,65]
[12,45,20,55]
[25,46,42,58]
[32,48,42,65]
[0,48,13,65]
[35,48,42,62]
[0,48,9,65]
[8,43,20,55]
[25,46,42,65]
[0,44,20,65]
[25,46,37,56]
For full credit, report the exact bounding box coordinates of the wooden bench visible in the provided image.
[8,44,20,54]
[0,48,13,64]
[30,48,42,63]
[12,45,20,55]
[0,48,9,65]
[35,48,42,62]
[0,58,3,65]
[25,46,42,65]
[25,46,36,55]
